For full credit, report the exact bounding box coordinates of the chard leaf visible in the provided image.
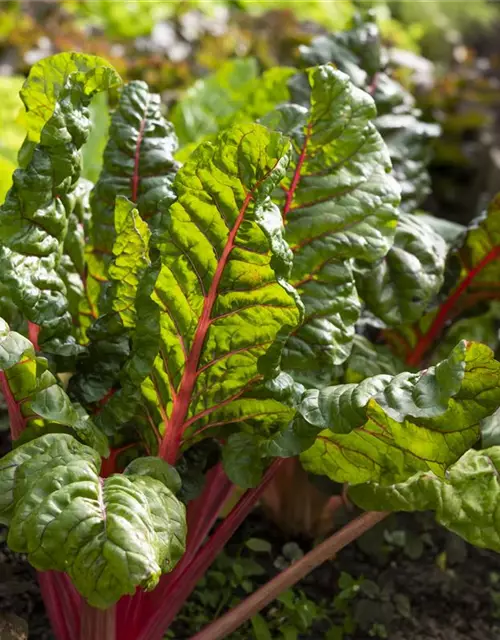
[300,341,500,485]
[343,335,406,383]
[68,197,151,407]
[355,213,447,326]
[0,318,108,455]
[0,53,121,353]
[349,446,500,553]
[103,196,151,329]
[299,17,439,211]
[458,193,500,293]
[267,65,400,381]
[88,80,178,315]
[144,123,302,463]
[0,433,186,608]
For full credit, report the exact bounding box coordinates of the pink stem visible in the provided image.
[79,602,116,640]
[28,321,40,351]
[407,245,500,366]
[132,459,283,640]
[0,370,25,440]
[38,572,78,640]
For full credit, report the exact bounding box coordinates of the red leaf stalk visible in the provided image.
[407,245,500,366]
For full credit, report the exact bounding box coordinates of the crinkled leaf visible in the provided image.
[300,341,500,485]
[0,53,121,353]
[355,213,447,326]
[103,196,151,329]
[20,53,119,143]
[265,65,400,381]
[124,456,182,494]
[88,80,178,314]
[0,318,108,455]
[299,17,439,211]
[349,446,500,553]
[0,433,186,608]
[143,123,302,462]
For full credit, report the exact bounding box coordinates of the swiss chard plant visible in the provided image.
[2,16,500,640]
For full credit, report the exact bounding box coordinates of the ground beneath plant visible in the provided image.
[1,509,500,640]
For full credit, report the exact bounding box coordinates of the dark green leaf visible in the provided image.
[0,433,186,608]
[355,213,447,326]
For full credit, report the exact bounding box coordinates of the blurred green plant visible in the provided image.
[0,76,25,204]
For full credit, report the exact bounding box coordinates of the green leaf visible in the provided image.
[103,197,151,329]
[245,537,272,553]
[266,65,400,382]
[343,335,406,383]
[299,17,439,211]
[124,456,182,494]
[349,446,500,553]
[58,177,94,340]
[20,52,120,143]
[222,433,265,489]
[355,213,447,326]
[0,433,186,608]
[0,318,108,456]
[88,80,178,314]
[82,91,110,183]
[143,123,302,464]
[0,53,121,353]
[300,341,500,485]
[0,76,25,205]
[251,613,273,640]
[458,193,500,291]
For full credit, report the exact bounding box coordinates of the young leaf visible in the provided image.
[88,80,178,315]
[349,446,500,553]
[0,318,108,455]
[300,341,500,485]
[0,433,186,608]
[144,123,302,463]
[266,65,400,382]
[355,213,447,326]
[0,53,121,353]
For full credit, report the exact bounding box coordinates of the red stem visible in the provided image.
[131,97,149,202]
[38,571,81,640]
[131,459,283,640]
[28,321,40,351]
[283,123,312,219]
[407,245,500,367]
[159,192,254,464]
[79,602,115,640]
[0,370,26,440]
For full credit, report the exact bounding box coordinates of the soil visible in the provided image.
[1,510,500,640]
